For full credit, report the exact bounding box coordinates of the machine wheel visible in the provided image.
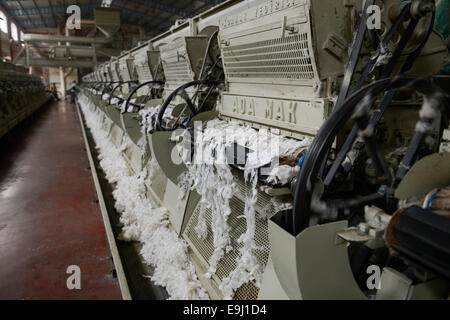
[292,77,449,235]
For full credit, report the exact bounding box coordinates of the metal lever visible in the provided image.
[281,16,298,38]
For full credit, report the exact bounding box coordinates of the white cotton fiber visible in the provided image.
[78,93,208,300]
[178,119,312,299]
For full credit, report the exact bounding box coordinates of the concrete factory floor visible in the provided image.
[0,100,122,299]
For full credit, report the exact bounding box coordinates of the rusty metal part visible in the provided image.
[430,187,450,216]
[279,147,308,167]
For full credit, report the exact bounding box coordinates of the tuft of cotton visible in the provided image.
[374,44,392,68]
[178,122,237,278]
[178,119,311,299]
[415,92,444,133]
[137,106,160,155]
[78,93,208,300]
[120,98,137,113]
[312,80,322,100]
[266,165,300,185]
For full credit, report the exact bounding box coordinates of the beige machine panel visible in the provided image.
[101,64,111,82]
[220,94,329,137]
[132,44,160,82]
[218,0,321,137]
[117,54,134,82]
[217,0,361,137]
[109,60,121,82]
[159,36,209,90]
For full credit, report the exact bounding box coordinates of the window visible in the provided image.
[20,30,24,41]
[11,22,18,41]
[101,0,112,7]
[0,12,7,33]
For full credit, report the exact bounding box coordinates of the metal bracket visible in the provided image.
[323,33,347,60]
[281,16,299,39]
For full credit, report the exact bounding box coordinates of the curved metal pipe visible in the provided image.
[122,80,165,114]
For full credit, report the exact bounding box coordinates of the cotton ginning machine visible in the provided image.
[79,0,450,300]
[0,61,50,139]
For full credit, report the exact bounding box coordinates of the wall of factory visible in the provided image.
[0,30,10,59]
[0,6,23,60]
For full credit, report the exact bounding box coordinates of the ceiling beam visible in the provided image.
[130,0,189,17]
[6,4,97,17]
[32,0,48,28]
[189,0,223,17]
[7,3,168,30]
[109,4,169,32]
[14,0,36,28]
[4,0,224,34]
[48,0,58,27]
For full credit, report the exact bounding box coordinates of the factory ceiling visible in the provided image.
[0,0,225,36]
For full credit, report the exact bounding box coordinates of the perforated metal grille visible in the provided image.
[162,59,194,86]
[135,61,153,82]
[134,51,154,82]
[235,178,273,214]
[160,38,195,87]
[222,33,314,80]
[118,60,131,82]
[184,186,274,300]
[110,62,121,82]
[233,282,260,300]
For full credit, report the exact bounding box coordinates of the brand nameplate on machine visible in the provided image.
[220,0,307,29]
[220,94,327,135]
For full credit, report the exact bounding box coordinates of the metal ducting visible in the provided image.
[94,7,121,38]
[54,46,121,59]
[15,58,96,68]
[23,34,111,45]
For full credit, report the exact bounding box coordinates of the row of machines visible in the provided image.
[80,0,450,300]
[0,61,49,139]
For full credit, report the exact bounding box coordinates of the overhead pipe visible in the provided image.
[23,34,112,45]
[29,43,48,58]
[54,46,121,58]
[15,58,96,68]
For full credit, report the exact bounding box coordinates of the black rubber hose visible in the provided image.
[199,30,220,81]
[108,83,125,105]
[99,81,121,97]
[334,0,376,110]
[122,80,165,114]
[100,82,113,97]
[93,82,105,92]
[292,78,446,236]
[155,79,220,131]
[324,9,436,187]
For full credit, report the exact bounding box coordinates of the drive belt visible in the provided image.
[324,9,436,187]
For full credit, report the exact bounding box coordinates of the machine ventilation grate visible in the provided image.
[184,184,274,300]
[235,178,273,214]
[160,38,196,88]
[162,60,193,86]
[110,62,121,82]
[135,61,153,82]
[222,33,314,80]
[233,282,260,300]
[118,60,131,82]
[133,50,154,82]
